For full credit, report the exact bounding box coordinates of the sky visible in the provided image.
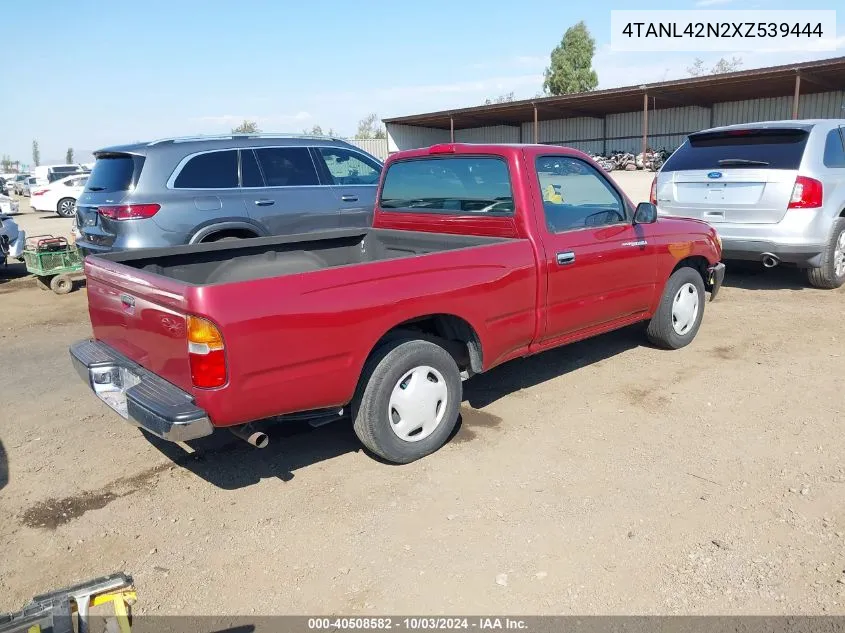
[1,0,843,165]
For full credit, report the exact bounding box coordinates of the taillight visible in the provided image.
[788,176,823,209]
[649,177,657,205]
[187,315,227,389]
[32,190,47,196]
[98,203,160,220]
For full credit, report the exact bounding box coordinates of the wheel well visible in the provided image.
[200,228,258,243]
[839,208,845,218]
[371,314,483,376]
[672,256,710,286]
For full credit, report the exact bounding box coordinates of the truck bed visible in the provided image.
[95,228,510,285]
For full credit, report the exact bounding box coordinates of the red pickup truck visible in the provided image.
[71,143,724,464]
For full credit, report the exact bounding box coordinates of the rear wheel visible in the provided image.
[56,198,76,218]
[352,338,462,464]
[806,218,845,289]
[646,267,706,349]
[50,274,73,295]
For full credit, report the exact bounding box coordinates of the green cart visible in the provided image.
[22,235,84,294]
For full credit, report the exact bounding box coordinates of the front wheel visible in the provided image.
[646,267,706,349]
[806,218,845,289]
[352,338,462,464]
[56,198,76,218]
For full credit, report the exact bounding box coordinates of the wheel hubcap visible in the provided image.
[60,200,74,215]
[834,230,845,278]
[671,282,700,335]
[388,365,448,442]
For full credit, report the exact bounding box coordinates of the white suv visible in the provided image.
[653,119,845,288]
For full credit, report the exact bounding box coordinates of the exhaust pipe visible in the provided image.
[761,253,780,269]
[230,425,269,448]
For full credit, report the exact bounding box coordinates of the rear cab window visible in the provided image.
[86,154,145,192]
[379,157,514,215]
[663,128,810,172]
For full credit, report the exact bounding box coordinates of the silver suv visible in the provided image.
[653,120,845,288]
[74,134,383,254]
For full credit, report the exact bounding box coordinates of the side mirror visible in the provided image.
[634,202,658,224]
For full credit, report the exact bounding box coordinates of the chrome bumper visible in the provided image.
[69,339,214,442]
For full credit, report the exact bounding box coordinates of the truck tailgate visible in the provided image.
[84,257,194,393]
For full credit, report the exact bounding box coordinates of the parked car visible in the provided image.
[0,213,25,266]
[653,119,845,288]
[32,164,88,187]
[21,176,38,197]
[74,134,383,255]
[30,173,89,217]
[70,143,725,464]
[0,192,20,216]
[11,173,31,195]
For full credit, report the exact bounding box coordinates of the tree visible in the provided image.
[687,56,743,77]
[1,155,11,171]
[302,124,337,137]
[32,139,40,167]
[231,120,260,134]
[484,92,515,105]
[354,113,386,139]
[66,147,74,163]
[543,21,599,95]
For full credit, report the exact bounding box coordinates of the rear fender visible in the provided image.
[189,220,267,244]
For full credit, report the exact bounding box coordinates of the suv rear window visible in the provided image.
[86,154,145,192]
[380,157,514,215]
[663,128,810,171]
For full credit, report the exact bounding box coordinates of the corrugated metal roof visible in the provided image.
[384,56,845,130]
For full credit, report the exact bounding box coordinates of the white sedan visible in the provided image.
[31,174,89,217]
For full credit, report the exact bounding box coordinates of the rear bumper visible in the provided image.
[720,239,823,266]
[69,339,214,443]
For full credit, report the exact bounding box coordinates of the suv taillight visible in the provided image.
[187,315,227,389]
[788,176,823,209]
[649,177,657,206]
[98,204,160,220]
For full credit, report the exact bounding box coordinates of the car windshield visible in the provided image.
[663,128,810,171]
[86,154,144,192]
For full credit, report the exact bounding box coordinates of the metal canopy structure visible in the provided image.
[384,56,845,155]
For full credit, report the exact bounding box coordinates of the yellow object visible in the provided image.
[187,315,224,350]
[543,184,563,204]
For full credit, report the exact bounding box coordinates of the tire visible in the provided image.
[646,267,706,350]
[50,274,73,295]
[806,218,845,289]
[56,198,76,218]
[352,338,462,464]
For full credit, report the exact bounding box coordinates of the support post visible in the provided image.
[533,104,539,143]
[450,116,455,142]
[792,73,801,119]
[602,116,607,156]
[642,92,649,158]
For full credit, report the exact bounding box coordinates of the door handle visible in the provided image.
[254,199,275,206]
[340,195,359,202]
[556,251,576,266]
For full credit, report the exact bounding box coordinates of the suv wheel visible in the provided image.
[807,218,845,289]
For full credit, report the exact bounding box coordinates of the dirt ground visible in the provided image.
[1,177,844,615]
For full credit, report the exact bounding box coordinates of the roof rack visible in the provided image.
[147,132,347,146]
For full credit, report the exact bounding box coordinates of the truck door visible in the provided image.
[532,155,658,344]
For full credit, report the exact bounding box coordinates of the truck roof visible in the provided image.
[386,143,590,162]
